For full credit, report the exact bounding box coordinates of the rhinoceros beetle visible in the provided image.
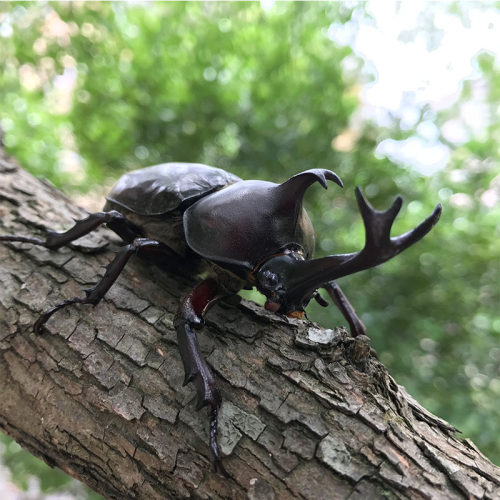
[0,163,441,474]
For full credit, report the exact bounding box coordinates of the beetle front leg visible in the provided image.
[174,279,228,475]
[322,281,367,337]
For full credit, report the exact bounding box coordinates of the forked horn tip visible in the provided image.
[308,169,343,190]
[431,203,442,224]
[354,186,369,208]
[387,195,403,217]
[317,171,329,190]
[398,201,443,249]
[324,170,343,189]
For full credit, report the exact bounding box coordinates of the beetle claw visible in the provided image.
[183,372,196,386]
[33,316,48,335]
[213,457,229,477]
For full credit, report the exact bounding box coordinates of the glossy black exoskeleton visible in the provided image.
[0,163,441,474]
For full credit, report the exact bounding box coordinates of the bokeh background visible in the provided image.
[0,2,499,498]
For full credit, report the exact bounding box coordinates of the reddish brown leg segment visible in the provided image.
[174,279,228,476]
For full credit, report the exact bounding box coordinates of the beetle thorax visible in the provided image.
[184,180,316,270]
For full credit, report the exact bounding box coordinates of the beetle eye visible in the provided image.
[260,270,278,290]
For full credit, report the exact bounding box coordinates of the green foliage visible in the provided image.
[1,434,67,491]
[0,433,103,499]
[0,2,499,494]
[1,1,354,188]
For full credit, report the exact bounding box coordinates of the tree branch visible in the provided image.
[1,147,499,499]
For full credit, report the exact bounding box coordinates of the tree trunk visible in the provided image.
[0,146,499,500]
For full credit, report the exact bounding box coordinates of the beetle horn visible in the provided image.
[273,169,343,218]
[282,187,442,305]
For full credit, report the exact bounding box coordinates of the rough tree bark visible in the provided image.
[0,146,499,500]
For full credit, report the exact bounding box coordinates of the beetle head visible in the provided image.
[255,188,442,321]
[256,250,315,317]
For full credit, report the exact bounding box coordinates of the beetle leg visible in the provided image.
[313,290,329,307]
[0,210,141,250]
[34,238,164,333]
[174,279,228,476]
[322,281,367,337]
